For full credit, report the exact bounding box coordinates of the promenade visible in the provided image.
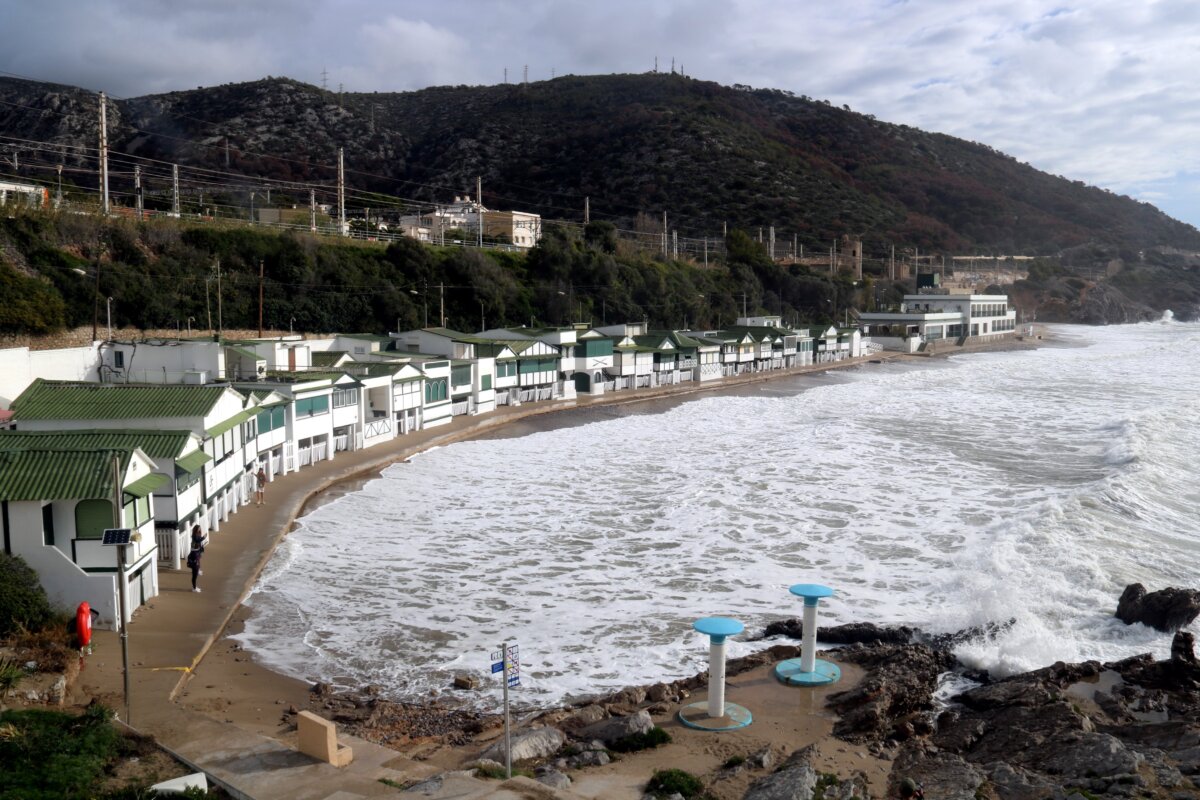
[74,354,894,798]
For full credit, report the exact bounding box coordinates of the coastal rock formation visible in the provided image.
[574,709,652,744]
[742,745,868,800]
[825,643,957,743]
[870,633,1200,797]
[760,620,915,645]
[480,726,565,764]
[1115,583,1200,632]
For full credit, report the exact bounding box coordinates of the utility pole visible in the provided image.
[205,278,212,335]
[439,283,445,327]
[172,164,180,216]
[742,293,748,319]
[704,237,708,268]
[672,230,677,259]
[504,67,507,84]
[92,259,100,342]
[98,91,109,215]
[337,147,346,236]
[769,226,775,260]
[309,189,316,232]
[523,65,528,84]
[662,211,668,256]
[224,137,230,168]
[258,260,265,338]
[476,176,483,248]
[215,258,223,341]
[722,220,727,238]
[584,196,589,224]
[891,244,895,280]
[793,233,797,261]
[134,166,143,217]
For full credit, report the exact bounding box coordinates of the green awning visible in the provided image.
[175,450,211,474]
[206,409,256,438]
[123,473,168,498]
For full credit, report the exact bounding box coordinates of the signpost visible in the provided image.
[490,642,520,779]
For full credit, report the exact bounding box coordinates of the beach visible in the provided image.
[68,335,1051,798]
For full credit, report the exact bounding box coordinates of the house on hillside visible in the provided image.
[0,444,163,629]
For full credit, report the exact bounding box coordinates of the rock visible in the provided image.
[609,686,647,706]
[402,775,443,794]
[560,704,608,730]
[742,747,818,800]
[955,679,1053,710]
[23,660,37,672]
[762,619,915,645]
[535,769,571,789]
[47,675,67,705]
[646,682,674,702]
[1035,733,1143,779]
[892,747,988,800]
[466,758,504,772]
[568,749,610,768]
[575,709,653,744]
[1115,584,1200,632]
[748,747,774,770]
[984,761,1058,800]
[480,726,565,764]
[826,643,958,744]
[452,674,479,690]
[311,681,333,697]
[1172,631,1197,665]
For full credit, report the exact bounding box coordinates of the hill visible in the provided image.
[3,72,1200,255]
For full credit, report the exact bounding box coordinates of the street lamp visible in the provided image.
[106,297,114,340]
[186,316,194,337]
[410,289,427,328]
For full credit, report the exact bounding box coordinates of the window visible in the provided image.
[496,361,516,378]
[75,500,112,540]
[296,395,330,417]
[451,364,472,386]
[424,378,448,403]
[42,504,55,547]
[481,374,492,391]
[332,387,359,408]
[114,350,125,368]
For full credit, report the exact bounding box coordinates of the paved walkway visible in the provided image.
[77,355,890,798]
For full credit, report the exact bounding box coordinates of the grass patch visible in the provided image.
[813,773,841,800]
[0,705,120,799]
[609,725,672,753]
[646,768,704,798]
[722,755,746,769]
[474,764,534,780]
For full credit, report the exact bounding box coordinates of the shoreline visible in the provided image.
[176,335,1049,737]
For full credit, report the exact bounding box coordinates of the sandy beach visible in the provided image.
[67,333,1048,798]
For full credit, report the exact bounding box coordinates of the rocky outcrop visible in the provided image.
[825,643,957,744]
[760,620,915,645]
[1115,583,1200,632]
[573,709,652,744]
[480,726,565,764]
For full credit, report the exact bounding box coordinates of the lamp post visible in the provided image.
[410,288,427,328]
[106,297,114,341]
[186,316,194,337]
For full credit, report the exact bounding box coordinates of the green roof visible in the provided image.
[13,380,229,421]
[312,351,349,366]
[421,327,492,344]
[0,429,193,460]
[206,409,258,438]
[174,450,211,474]
[124,472,168,498]
[0,448,131,501]
[224,345,263,361]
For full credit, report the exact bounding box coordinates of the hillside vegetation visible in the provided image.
[2,73,1200,255]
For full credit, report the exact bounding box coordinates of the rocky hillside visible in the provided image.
[3,73,1200,256]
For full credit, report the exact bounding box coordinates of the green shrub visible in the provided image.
[0,705,122,799]
[646,768,704,798]
[814,773,841,800]
[610,725,672,752]
[722,755,746,769]
[0,553,56,636]
[474,764,533,780]
[0,658,24,696]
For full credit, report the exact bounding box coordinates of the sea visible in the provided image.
[234,319,1200,711]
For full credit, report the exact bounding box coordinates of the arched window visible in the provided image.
[75,499,113,540]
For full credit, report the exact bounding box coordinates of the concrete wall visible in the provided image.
[0,344,100,407]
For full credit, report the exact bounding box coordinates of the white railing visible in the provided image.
[603,380,616,392]
[334,433,350,452]
[680,371,693,381]
[312,442,328,462]
[365,418,392,438]
[298,447,312,467]
[452,400,470,416]
[155,528,176,563]
[678,358,697,369]
[355,431,364,450]
[270,453,282,477]
[495,393,509,406]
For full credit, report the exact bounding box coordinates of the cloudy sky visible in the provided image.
[4,0,1199,227]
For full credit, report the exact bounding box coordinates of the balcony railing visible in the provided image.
[365,418,393,439]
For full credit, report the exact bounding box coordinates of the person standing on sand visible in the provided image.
[190,524,205,576]
[186,544,203,592]
[255,467,267,506]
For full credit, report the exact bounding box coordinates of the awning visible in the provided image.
[174,450,211,474]
[123,473,168,498]
[206,409,257,438]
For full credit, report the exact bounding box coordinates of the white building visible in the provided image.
[858,292,1016,352]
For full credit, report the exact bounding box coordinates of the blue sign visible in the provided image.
[507,675,520,687]
[491,662,503,673]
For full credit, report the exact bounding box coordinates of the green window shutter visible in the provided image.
[481,374,492,391]
[75,499,112,540]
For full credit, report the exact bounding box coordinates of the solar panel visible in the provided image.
[102,528,133,546]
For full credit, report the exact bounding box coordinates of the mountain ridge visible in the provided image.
[2,72,1198,256]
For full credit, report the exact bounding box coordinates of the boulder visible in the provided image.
[742,745,819,800]
[452,674,479,690]
[480,726,565,763]
[762,619,914,645]
[575,709,653,744]
[1034,733,1143,779]
[535,768,572,789]
[560,703,607,730]
[1115,584,1200,632]
[826,643,957,744]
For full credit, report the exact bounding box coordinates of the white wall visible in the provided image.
[0,344,100,407]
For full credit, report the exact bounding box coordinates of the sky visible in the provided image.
[3,0,1199,228]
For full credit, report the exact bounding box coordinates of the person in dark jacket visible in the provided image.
[187,545,203,592]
